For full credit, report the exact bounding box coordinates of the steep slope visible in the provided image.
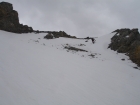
[0,31,140,105]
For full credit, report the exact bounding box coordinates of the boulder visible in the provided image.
[44,33,54,39]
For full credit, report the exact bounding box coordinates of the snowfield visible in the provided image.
[0,30,140,105]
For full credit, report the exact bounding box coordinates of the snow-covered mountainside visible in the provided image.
[0,30,140,105]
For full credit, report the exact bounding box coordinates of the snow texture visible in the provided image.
[0,30,140,105]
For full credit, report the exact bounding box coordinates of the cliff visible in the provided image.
[0,2,33,33]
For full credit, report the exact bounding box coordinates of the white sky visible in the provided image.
[4,0,140,37]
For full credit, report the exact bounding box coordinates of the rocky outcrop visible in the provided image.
[44,33,54,39]
[44,31,76,39]
[108,28,140,66]
[0,2,33,33]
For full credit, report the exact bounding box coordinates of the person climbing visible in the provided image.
[91,38,95,44]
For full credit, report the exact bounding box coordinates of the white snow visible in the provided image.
[0,30,140,105]
[116,33,119,36]
[126,35,129,38]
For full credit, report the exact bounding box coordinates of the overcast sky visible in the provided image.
[5,0,140,37]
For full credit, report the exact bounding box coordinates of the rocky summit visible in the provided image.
[108,28,140,66]
[0,2,33,33]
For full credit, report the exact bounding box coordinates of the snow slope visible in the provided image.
[0,30,140,105]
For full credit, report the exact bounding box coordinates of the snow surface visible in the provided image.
[126,35,129,38]
[0,30,140,105]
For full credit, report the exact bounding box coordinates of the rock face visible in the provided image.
[108,28,140,66]
[0,2,33,33]
[44,31,76,39]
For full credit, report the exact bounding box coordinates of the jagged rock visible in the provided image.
[108,28,140,66]
[0,1,33,33]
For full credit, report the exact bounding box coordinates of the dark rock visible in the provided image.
[121,59,125,61]
[44,31,76,39]
[0,2,33,33]
[0,2,13,13]
[88,54,95,58]
[117,46,129,53]
[78,44,86,46]
[85,37,90,39]
[133,67,138,69]
[64,46,88,52]
[44,33,54,39]
[109,28,140,66]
